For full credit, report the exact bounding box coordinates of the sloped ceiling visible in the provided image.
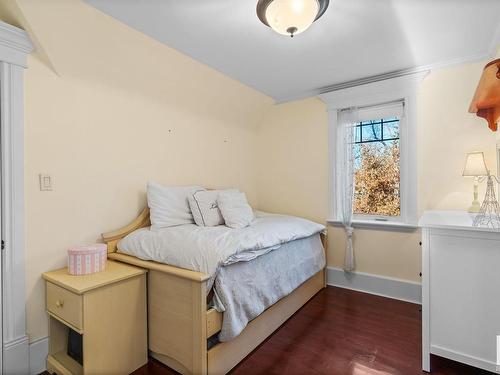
[87,0,499,101]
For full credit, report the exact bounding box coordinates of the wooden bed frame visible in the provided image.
[102,208,327,375]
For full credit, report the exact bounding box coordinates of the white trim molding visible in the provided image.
[431,345,497,374]
[0,21,33,68]
[29,337,49,375]
[0,21,33,375]
[278,47,498,104]
[327,218,417,232]
[319,72,427,230]
[326,267,422,304]
[3,336,29,375]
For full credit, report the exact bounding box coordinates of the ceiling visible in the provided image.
[85,0,500,102]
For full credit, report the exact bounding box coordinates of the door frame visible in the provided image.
[0,21,33,374]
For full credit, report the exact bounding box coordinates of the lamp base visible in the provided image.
[468,200,481,213]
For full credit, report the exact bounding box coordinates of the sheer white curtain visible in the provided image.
[337,108,358,272]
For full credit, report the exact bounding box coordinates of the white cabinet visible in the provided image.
[420,210,500,373]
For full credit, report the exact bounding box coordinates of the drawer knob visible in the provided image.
[55,300,64,308]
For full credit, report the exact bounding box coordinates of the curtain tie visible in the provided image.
[345,226,354,237]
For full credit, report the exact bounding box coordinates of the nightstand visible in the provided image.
[42,260,147,375]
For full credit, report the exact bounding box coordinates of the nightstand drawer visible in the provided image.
[47,282,83,330]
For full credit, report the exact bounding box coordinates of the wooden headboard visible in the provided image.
[102,207,151,253]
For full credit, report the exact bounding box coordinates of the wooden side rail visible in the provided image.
[108,252,209,283]
[148,269,207,375]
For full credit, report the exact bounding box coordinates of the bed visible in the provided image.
[102,207,327,375]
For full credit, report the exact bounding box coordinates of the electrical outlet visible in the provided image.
[39,174,53,191]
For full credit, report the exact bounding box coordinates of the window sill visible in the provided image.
[327,218,417,232]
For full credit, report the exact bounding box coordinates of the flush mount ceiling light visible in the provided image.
[256,0,329,37]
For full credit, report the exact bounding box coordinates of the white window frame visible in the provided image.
[319,72,427,230]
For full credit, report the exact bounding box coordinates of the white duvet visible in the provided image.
[117,211,325,288]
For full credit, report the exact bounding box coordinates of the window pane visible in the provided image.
[355,125,361,143]
[383,120,399,139]
[353,118,400,216]
[360,122,382,142]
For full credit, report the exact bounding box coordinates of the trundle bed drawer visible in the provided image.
[206,308,222,337]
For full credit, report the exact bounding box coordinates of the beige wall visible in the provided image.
[256,54,499,283]
[1,0,499,345]
[1,0,273,342]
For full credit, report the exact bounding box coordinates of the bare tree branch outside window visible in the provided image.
[353,118,400,216]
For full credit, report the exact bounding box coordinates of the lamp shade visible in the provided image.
[462,151,488,176]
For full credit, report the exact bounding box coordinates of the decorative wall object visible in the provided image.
[469,58,500,131]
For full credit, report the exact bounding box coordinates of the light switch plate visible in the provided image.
[39,174,52,191]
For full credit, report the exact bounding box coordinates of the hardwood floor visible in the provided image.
[132,287,491,375]
[44,286,492,375]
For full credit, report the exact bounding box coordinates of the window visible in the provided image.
[354,117,400,217]
[349,100,406,224]
[319,73,424,229]
[353,111,401,218]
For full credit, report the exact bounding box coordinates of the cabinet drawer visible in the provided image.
[47,282,83,330]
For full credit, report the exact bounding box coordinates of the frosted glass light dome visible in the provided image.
[266,0,318,37]
[257,0,329,37]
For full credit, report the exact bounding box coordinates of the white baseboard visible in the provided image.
[29,337,48,375]
[4,336,49,375]
[431,345,497,373]
[3,335,29,375]
[326,266,422,304]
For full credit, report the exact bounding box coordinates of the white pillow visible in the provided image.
[218,191,254,229]
[147,182,204,230]
[188,189,238,227]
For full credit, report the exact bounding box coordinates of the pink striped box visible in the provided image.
[67,244,107,275]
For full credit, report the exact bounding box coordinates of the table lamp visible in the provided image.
[463,151,488,212]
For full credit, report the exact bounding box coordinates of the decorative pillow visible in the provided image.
[217,191,254,229]
[188,189,238,227]
[147,182,204,230]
